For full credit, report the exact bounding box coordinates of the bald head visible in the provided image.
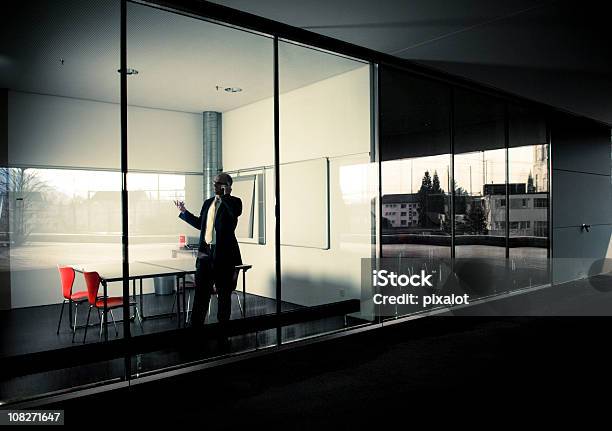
[217,172,232,186]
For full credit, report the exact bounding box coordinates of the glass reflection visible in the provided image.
[382,156,451,259]
[127,0,275,338]
[279,40,375,332]
[508,105,549,288]
[454,148,506,258]
[379,67,451,319]
[452,89,507,297]
[380,68,452,263]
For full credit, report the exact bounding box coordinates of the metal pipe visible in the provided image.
[203,112,222,199]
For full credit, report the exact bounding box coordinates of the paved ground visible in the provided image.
[16,258,612,426]
[49,313,612,427]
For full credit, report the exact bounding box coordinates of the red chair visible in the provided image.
[56,266,88,339]
[81,271,143,343]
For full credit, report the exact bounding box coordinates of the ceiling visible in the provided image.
[2,0,611,123]
[212,0,612,125]
[0,0,365,114]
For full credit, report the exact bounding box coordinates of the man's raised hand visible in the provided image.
[174,200,186,213]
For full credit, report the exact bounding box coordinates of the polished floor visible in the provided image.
[47,314,612,427]
[5,273,612,408]
[0,313,357,403]
[0,287,360,403]
[0,289,301,357]
[42,272,612,428]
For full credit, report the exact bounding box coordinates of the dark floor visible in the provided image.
[0,307,355,402]
[46,315,612,427]
[0,289,312,400]
[44,273,612,426]
[6,272,612,421]
[0,289,301,357]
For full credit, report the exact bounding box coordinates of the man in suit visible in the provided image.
[174,172,242,326]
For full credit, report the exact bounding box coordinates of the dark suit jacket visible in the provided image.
[179,195,243,270]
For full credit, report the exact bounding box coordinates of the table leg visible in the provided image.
[103,280,108,342]
[131,278,136,320]
[182,276,187,327]
[140,278,145,319]
[242,269,246,317]
[183,275,187,326]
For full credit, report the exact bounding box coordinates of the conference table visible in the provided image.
[71,259,251,341]
[70,259,194,341]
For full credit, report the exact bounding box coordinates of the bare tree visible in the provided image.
[0,168,49,246]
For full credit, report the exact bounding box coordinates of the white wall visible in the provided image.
[223,65,374,308]
[9,92,120,169]
[8,91,203,172]
[128,105,202,172]
[279,67,371,162]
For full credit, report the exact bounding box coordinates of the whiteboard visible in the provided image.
[280,158,329,249]
[232,175,255,239]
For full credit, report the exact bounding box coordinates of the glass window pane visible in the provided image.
[508,104,550,289]
[1,0,122,361]
[279,41,376,334]
[380,66,452,317]
[381,68,451,258]
[1,0,127,400]
[126,1,276,357]
[453,89,507,296]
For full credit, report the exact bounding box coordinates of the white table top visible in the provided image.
[71,259,196,282]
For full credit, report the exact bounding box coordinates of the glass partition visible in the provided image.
[379,67,452,318]
[508,104,550,289]
[126,1,276,347]
[0,0,125,400]
[278,41,376,337]
[0,0,562,404]
[453,89,507,297]
[380,69,452,260]
[122,3,280,378]
[380,68,452,258]
[378,68,552,316]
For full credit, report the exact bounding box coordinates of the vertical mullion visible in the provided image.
[375,65,382,262]
[547,119,552,281]
[121,0,130,339]
[120,0,131,381]
[373,63,382,325]
[450,87,455,259]
[273,37,281,342]
[505,104,510,259]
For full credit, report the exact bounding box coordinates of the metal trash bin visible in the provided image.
[154,276,175,295]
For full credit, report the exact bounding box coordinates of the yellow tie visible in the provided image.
[204,197,218,244]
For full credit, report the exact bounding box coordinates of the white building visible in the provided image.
[381,194,420,227]
[485,192,548,237]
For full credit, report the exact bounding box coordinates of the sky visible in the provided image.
[381,145,544,196]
